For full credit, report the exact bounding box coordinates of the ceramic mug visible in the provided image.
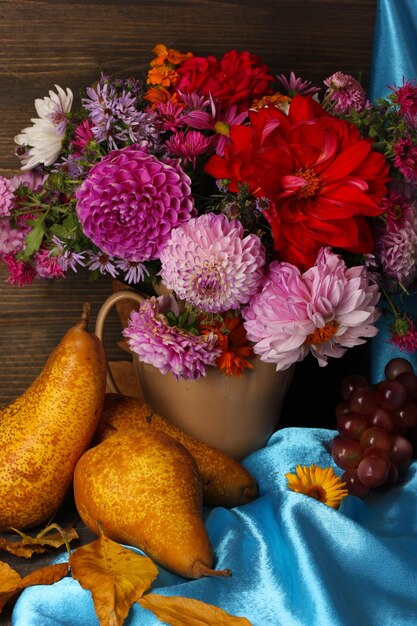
[95,290,294,459]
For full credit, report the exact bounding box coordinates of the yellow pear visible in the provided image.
[73,427,231,579]
[95,393,258,508]
[0,304,107,531]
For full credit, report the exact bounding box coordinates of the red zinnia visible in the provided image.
[176,50,274,110]
[205,95,390,270]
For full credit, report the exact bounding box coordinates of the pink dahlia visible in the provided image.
[242,247,380,370]
[0,177,15,216]
[75,144,194,262]
[159,213,265,313]
[123,295,221,380]
[375,219,417,285]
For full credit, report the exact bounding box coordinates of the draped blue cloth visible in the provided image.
[369,0,417,101]
[12,428,417,625]
[369,0,417,383]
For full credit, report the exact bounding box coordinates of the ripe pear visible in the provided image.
[95,393,258,508]
[0,304,107,531]
[73,427,231,579]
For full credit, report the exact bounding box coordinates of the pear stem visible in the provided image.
[80,303,91,330]
[192,561,232,578]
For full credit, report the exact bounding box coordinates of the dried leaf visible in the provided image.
[0,524,78,558]
[139,594,253,625]
[69,534,158,626]
[0,560,68,613]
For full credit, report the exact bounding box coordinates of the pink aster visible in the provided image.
[159,213,266,313]
[1,254,36,286]
[380,191,413,232]
[0,177,15,216]
[276,72,321,97]
[389,315,417,353]
[123,295,221,380]
[154,100,186,132]
[374,218,417,285]
[393,137,417,180]
[323,71,369,113]
[34,247,66,279]
[71,118,94,154]
[76,144,194,262]
[389,78,417,118]
[181,95,248,155]
[164,130,213,167]
[242,247,380,370]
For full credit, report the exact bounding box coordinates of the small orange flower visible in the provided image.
[150,43,193,67]
[144,86,177,107]
[286,464,349,509]
[201,316,254,377]
[251,92,291,111]
[147,66,179,88]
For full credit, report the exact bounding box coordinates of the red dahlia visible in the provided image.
[176,50,274,110]
[205,95,390,269]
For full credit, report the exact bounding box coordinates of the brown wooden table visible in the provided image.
[0,1,377,622]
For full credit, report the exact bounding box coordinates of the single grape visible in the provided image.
[385,357,414,380]
[392,402,417,431]
[340,374,368,400]
[375,379,408,411]
[337,413,368,440]
[360,426,392,452]
[368,406,394,432]
[390,435,413,465]
[376,463,399,491]
[357,455,390,487]
[335,400,352,419]
[331,436,363,470]
[395,372,417,401]
[349,386,377,415]
[362,445,391,463]
[340,469,370,498]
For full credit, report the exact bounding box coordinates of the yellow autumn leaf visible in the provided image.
[69,534,158,626]
[0,560,68,613]
[139,594,253,625]
[0,523,79,558]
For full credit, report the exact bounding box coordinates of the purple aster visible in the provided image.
[323,71,369,113]
[86,251,119,278]
[115,259,149,285]
[76,144,194,262]
[123,295,221,380]
[50,237,85,272]
[159,213,266,313]
[0,177,15,216]
[276,72,321,97]
[82,75,161,150]
[165,130,213,167]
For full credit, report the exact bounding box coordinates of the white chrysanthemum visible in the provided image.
[15,85,73,170]
[159,213,266,313]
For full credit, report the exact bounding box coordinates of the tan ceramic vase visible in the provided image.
[95,290,294,460]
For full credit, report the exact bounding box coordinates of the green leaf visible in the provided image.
[22,217,46,259]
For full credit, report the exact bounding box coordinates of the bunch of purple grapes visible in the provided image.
[331,357,417,497]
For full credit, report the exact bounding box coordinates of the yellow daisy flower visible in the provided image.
[286,464,349,509]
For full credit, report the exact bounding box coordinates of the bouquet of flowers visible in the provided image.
[1,44,416,380]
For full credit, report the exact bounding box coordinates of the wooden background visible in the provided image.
[0,0,378,622]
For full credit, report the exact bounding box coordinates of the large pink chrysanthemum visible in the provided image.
[375,219,417,286]
[242,247,380,370]
[159,213,265,313]
[123,295,221,380]
[76,144,194,262]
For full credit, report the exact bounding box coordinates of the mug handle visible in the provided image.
[94,290,147,393]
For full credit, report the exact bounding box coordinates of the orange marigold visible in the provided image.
[147,66,179,88]
[201,316,254,377]
[150,43,193,67]
[251,92,291,111]
[144,86,177,107]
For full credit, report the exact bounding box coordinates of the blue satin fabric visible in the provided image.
[368,0,417,383]
[12,427,417,625]
[369,0,417,100]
